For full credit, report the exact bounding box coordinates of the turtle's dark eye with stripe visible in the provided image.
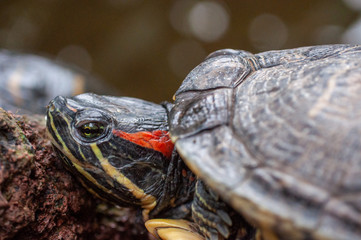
[74,120,110,143]
[72,109,113,143]
[78,122,105,139]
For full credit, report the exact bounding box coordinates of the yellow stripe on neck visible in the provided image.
[90,143,157,219]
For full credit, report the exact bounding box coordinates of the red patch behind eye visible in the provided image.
[112,129,174,158]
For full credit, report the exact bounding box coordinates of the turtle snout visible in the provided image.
[47,96,67,112]
[47,96,66,109]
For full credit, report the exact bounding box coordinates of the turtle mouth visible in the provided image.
[46,96,74,153]
[46,108,85,171]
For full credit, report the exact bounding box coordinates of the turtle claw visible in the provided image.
[215,222,230,238]
[209,231,219,240]
[217,210,232,226]
[145,219,204,240]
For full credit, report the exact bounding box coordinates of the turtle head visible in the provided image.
[46,93,173,212]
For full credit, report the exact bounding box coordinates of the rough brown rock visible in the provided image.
[0,108,148,240]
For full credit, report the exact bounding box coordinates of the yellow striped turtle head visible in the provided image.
[46,93,173,211]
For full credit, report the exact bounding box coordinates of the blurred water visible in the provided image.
[0,0,358,102]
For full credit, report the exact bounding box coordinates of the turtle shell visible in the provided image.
[169,44,361,240]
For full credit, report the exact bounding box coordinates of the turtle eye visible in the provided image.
[77,122,106,139]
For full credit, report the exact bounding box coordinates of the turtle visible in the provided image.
[0,50,104,114]
[46,44,361,240]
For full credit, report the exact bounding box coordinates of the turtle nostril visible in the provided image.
[47,96,67,112]
[48,103,55,112]
[47,100,56,112]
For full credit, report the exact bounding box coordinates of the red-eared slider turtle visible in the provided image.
[46,44,361,240]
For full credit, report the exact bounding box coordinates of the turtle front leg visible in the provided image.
[192,180,256,240]
[191,180,233,239]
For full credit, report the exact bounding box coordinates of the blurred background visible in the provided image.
[0,0,360,103]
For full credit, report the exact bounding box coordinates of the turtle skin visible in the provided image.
[45,44,361,240]
[169,44,361,240]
